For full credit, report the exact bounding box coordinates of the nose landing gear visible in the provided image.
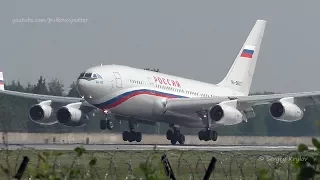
[100,119,113,130]
[166,125,185,145]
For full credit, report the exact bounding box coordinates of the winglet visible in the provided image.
[0,71,4,91]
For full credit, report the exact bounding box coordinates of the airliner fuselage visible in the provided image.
[76,65,245,128]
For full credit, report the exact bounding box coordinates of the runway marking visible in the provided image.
[0,144,301,151]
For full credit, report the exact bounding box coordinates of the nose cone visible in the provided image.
[76,79,90,98]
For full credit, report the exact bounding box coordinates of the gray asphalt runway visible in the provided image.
[0,144,299,151]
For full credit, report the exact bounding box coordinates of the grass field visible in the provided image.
[0,146,305,180]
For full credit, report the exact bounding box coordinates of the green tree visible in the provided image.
[47,78,64,96]
[67,81,80,97]
[32,76,49,95]
[25,82,34,93]
[5,80,25,92]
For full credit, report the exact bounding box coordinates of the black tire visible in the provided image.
[171,139,177,145]
[204,130,211,141]
[128,131,135,142]
[198,130,205,140]
[100,120,107,130]
[136,132,142,142]
[178,134,185,145]
[123,131,129,141]
[211,131,218,141]
[106,120,113,130]
[174,130,181,138]
[166,130,173,140]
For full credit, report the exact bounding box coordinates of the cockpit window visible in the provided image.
[84,73,92,78]
[96,74,102,79]
[78,72,102,80]
[78,72,85,79]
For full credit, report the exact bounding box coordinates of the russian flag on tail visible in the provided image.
[240,45,255,59]
[0,71,4,90]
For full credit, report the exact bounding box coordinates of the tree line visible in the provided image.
[0,71,319,136]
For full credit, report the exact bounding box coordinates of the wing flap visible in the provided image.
[165,97,231,112]
[164,91,320,113]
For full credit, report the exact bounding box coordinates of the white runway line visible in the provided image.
[0,144,299,151]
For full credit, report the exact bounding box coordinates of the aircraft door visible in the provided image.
[147,77,155,94]
[113,72,122,88]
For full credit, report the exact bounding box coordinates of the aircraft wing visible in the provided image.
[164,91,320,114]
[0,89,95,108]
[0,89,158,126]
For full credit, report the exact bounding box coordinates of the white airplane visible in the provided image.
[0,19,316,145]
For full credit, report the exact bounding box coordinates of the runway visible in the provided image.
[0,144,299,151]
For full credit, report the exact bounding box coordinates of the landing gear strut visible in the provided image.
[100,119,113,130]
[166,125,185,145]
[99,110,114,130]
[197,110,218,141]
[122,119,142,142]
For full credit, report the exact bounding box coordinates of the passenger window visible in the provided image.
[92,74,97,78]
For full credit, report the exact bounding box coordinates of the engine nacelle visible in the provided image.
[29,104,52,122]
[209,104,244,125]
[269,101,304,121]
[56,106,82,124]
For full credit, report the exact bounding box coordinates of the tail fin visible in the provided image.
[0,71,4,91]
[217,19,266,96]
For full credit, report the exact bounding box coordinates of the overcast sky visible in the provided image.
[1,0,320,93]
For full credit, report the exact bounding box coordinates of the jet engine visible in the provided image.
[56,102,88,127]
[209,103,244,125]
[269,99,304,121]
[28,100,57,125]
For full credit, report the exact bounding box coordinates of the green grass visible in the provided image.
[0,148,304,180]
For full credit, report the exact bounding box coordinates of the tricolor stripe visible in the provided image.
[93,89,187,109]
[240,45,255,58]
[0,80,3,85]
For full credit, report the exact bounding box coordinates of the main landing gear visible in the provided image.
[122,119,142,142]
[197,110,218,141]
[100,116,142,142]
[166,125,185,145]
[198,129,218,141]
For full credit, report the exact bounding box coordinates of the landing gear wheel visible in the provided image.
[211,131,218,141]
[178,134,185,145]
[136,132,142,142]
[166,130,173,140]
[171,139,177,145]
[100,120,107,130]
[198,130,205,140]
[167,127,185,145]
[106,120,113,130]
[198,130,218,141]
[123,131,129,141]
[122,131,142,142]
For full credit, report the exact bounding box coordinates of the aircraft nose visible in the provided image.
[76,79,90,97]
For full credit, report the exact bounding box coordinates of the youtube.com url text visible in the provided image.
[12,17,89,24]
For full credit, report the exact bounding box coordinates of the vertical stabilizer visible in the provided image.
[0,71,4,91]
[217,20,266,96]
